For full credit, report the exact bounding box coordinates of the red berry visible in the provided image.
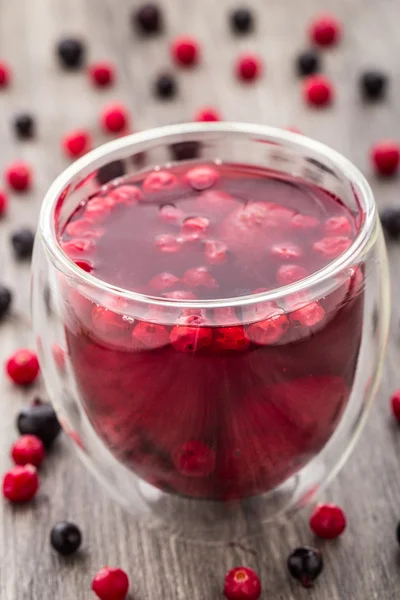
[371,140,400,176]
[11,435,45,467]
[309,14,341,47]
[155,233,182,253]
[159,204,184,223]
[89,61,115,87]
[391,389,400,422]
[291,213,320,229]
[84,195,115,222]
[224,566,262,600]
[170,317,213,353]
[276,264,308,286]
[92,567,129,600]
[324,216,352,236]
[236,54,262,81]
[132,321,170,349]
[6,349,40,385]
[182,216,210,235]
[2,464,39,502]
[195,107,221,122]
[91,305,133,345]
[109,185,143,205]
[271,242,303,261]
[62,129,91,158]
[290,301,325,327]
[61,238,95,259]
[0,62,11,87]
[213,326,250,352]
[100,103,129,133]
[5,160,32,191]
[172,440,216,477]
[0,189,8,216]
[185,166,220,191]
[304,75,333,106]
[309,503,347,539]
[143,170,178,193]
[313,236,352,259]
[247,313,289,345]
[65,219,103,238]
[172,36,200,67]
[204,239,228,265]
[183,266,218,289]
[149,272,180,292]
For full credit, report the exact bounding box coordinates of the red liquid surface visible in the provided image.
[61,163,363,501]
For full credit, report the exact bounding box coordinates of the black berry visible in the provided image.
[17,402,61,448]
[57,38,85,69]
[396,521,400,546]
[154,73,177,99]
[132,4,163,35]
[380,208,400,240]
[10,228,35,259]
[13,114,35,139]
[287,546,323,588]
[50,521,82,556]
[0,284,12,319]
[169,141,200,161]
[296,50,320,77]
[360,70,388,100]
[96,160,126,185]
[230,8,254,34]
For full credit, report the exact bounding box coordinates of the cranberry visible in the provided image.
[170,319,213,353]
[205,239,228,264]
[183,266,218,289]
[100,103,129,133]
[159,204,184,223]
[149,272,179,292]
[290,301,325,327]
[247,313,289,345]
[195,107,221,122]
[309,14,341,47]
[92,567,130,600]
[0,189,7,216]
[11,435,45,467]
[182,216,210,234]
[371,140,400,176]
[287,546,323,588]
[5,160,32,191]
[236,54,262,81]
[155,233,182,253]
[6,349,40,385]
[84,195,115,221]
[271,242,303,261]
[0,61,11,87]
[313,236,352,259]
[62,129,91,158]
[185,166,220,191]
[89,61,115,87]
[143,170,178,193]
[2,464,39,502]
[132,321,170,349]
[172,36,200,66]
[109,185,143,205]
[61,238,95,259]
[304,75,333,106]
[224,566,261,600]
[92,305,133,345]
[65,219,102,238]
[213,326,250,352]
[172,440,216,477]
[324,216,352,236]
[276,264,308,286]
[391,389,400,422]
[309,503,347,539]
[291,213,320,229]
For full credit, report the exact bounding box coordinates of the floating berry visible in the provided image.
[62,129,91,158]
[224,566,261,600]
[0,189,7,216]
[391,389,400,422]
[291,213,320,229]
[17,401,61,448]
[149,272,179,292]
[155,234,182,253]
[2,464,39,503]
[61,238,95,259]
[57,38,85,69]
[0,61,11,87]
[182,216,209,234]
[309,503,347,539]
[11,435,45,467]
[304,75,333,106]
[236,54,262,81]
[290,302,325,328]
[143,170,178,193]
[204,239,228,265]
[172,36,200,67]
[360,70,388,101]
[397,522,400,547]
[50,521,82,556]
[276,264,308,286]
[132,321,170,349]
[313,236,351,259]
[195,107,221,122]
[89,62,115,87]
[109,185,143,205]
[213,326,250,352]
[271,242,303,261]
[132,3,163,35]
[170,320,213,353]
[6,349,40,385]
[172,440,216,477]
[0,284,12,319]
[287,546,323,588]
[371,140,400,176]
[5,160,32,191]
[92,567,130,600]
[154,73,177,99]
[100,103,129,134]
[13,113,35,139]
[247,313,289,345]
[230,8,254,34]
[183,266,218,289]
[10,227,35,259]
[185,166,220,190]
[324,216,352,236]
[309,14,341,47]
[158,204,184,223]
[296,50,320,76]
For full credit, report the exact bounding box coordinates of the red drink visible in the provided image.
[60,163,363,501]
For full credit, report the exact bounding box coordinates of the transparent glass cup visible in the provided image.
[32,123,390,540]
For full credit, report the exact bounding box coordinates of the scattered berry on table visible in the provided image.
[169,141,200,161]
[62,129,92,158]
[154,73,177,99]
[92,567,130,600]
[360,70,388,101]
[371,140,400,176]
[287,546,323,588]
[230,8,254,34]
[236,54,262,81]
[132,3,163,35]
[380,208,400,239]
[57,38,85,69]
[5,160,32,191]
[0,284,12,319]
[17,401,61,448]
[89,61,115,87]
[309,503,347,539]
[100,103,129,134]
[11,435,45,467]
[96,160,126,185]
[296,50,320,76]
[390,389,400,422]
[309,14,341,47]
[195,107,221,122]
[303,74,333,106]
[224,566,261,600]
[0,189,8,216]
[2,464,39,502]
[6,349,40,385]
[172,36,200,67]
[0,61,11,87]
[10,227,35,259]
[13,113,35,139]
[50,521,82,556]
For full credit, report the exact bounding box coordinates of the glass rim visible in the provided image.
[39,122,376,310]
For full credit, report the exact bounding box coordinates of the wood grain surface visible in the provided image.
[1,0,400,598]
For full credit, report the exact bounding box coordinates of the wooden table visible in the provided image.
[1,0,400,598]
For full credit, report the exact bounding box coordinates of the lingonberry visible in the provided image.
[100,104,129,134]
[247,313,289,345]
[276,264,308,286]
[309,503,347,539]
[182,216,210,235]
[89,61,115,87]
[360,70,388,101]
[172,440,216,477]
[143,170,178,193]
[195,107,221,122]
[170,318,213,353]
[324,216,352,236]
[10,227,35,259]
[236,54,262,81]
[84,195,115,222]
[61,238,95,260]
[304,75,333,106]
[159,204,184,223]
[2,464,39,502]
[0,61,11,87]
[132,3,163,35]
[291,213,320,229]
[224,566,262,600]
[65,219,102,238]
[13,113,35,139]
[154,73,177,99]
[57,38,85,69]
[11,435,45,467]
[371,140,400,176]
[109,185,143,205]
[313,236,352,259]
[132,321,170,349]
[0,284,12,319]
[296,50,320,76]
[0,189,7,216]
[50,521,82,555]
[6,349,40,385]
[390,389,400,422]
[62,129,91,158]
[92,567,130,600]
[271,242,303,261]
[290,302,325,328]
[204,239,228,264]
[172,36,200,67]
[213,326,250,352]
[5,160,32,191]
[155,233,182,253]
[91,305,133,345]
[287,546,324,588]
[230,9,254,35]
[183,266,218,289]
[185,166,219,190]
[309,14,341,47]
[17,401,61,448]
[149,272,179,292]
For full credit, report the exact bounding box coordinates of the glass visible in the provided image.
[32,123,389,540]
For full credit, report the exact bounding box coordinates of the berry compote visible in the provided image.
[60,162,363,502]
